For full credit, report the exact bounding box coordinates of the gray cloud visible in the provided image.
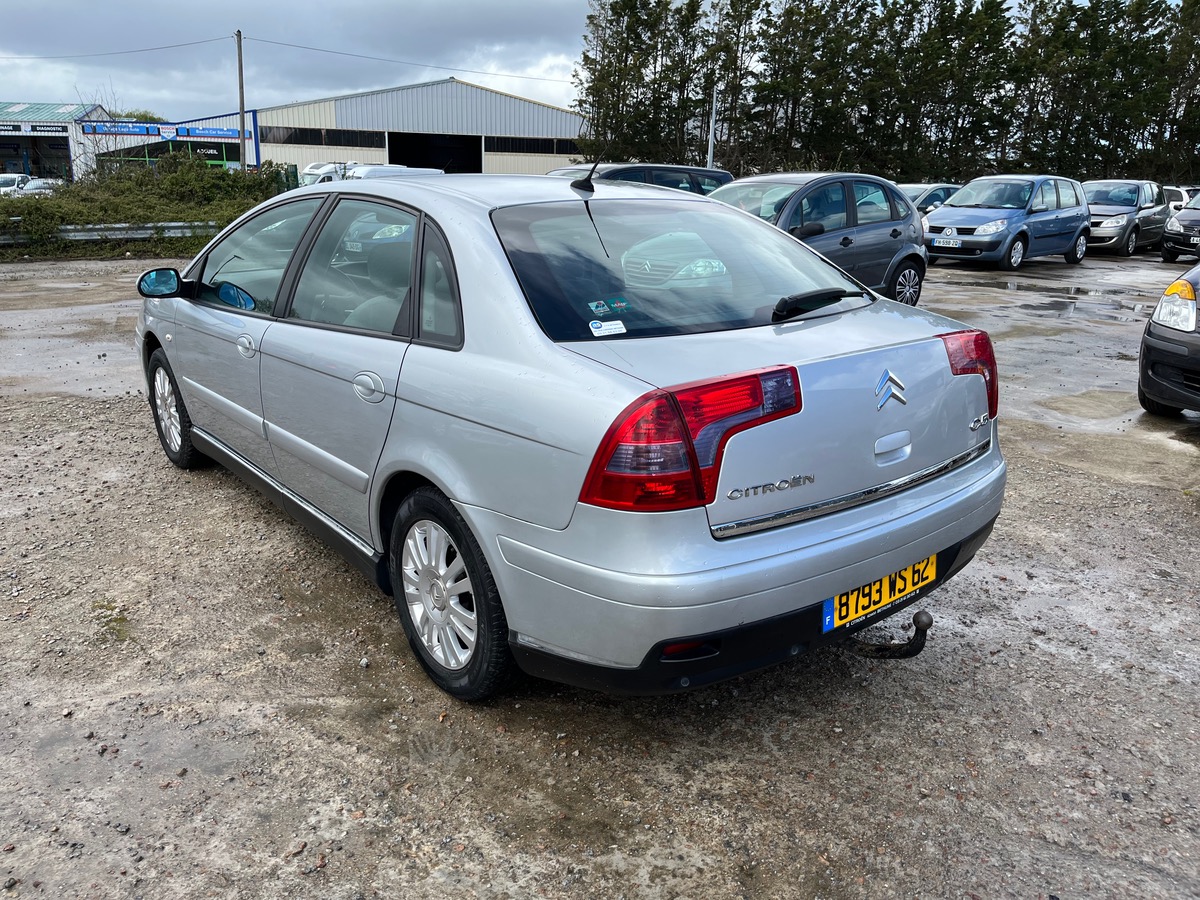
[1,0,587,119]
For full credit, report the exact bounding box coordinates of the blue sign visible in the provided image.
[177,127,251,139]
[83,123,160,135]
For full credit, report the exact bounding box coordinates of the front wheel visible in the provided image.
[1065,233,1088,264]
[1118,228,1137,257]
[1162,248,1180,263]
[389,487,513,701]
[1138,384,1182,417]
[999,236,1026,271]
[887,261,923,306]
[147,348,205,469]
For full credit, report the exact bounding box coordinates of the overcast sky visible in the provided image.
[1,1,590,121]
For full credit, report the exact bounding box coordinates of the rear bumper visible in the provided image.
[511,517,997,695]
[465,437,1006,692]
[1139,321,1200,411]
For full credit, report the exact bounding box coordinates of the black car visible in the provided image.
[708,172,928,305]
[1138,264,1200,415]
[1161,193,1200,262]
[545,162,733,195]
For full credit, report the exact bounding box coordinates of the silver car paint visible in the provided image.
[140,175,1005,674]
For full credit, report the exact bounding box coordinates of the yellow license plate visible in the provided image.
[821,555,937,633]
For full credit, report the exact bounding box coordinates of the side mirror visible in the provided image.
[1030,204,1048,213]
[138,268,181,298]
[791,222,826,239]
[218,282,256,310]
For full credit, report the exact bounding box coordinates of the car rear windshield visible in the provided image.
[492,198,866,341]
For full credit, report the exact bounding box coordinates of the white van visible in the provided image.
[298,161,359,186]
[344,164,444,179]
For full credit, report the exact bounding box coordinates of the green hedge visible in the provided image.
[0,154,291,261]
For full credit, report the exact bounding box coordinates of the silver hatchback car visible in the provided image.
[136,174,1006,700]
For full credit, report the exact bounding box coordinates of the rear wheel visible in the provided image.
[887,261,923,306]
[390,487,513,701]
[147,348,205,469]
[1118,228,1138,257]
[1138,384,1182,417]
[1065,233,1088,264]
[999,236,1026,271]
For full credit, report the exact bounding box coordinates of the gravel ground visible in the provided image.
[0,255,1197,899]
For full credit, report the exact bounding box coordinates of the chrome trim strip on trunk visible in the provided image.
[710,439,992,539]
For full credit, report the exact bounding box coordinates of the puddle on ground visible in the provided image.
[1170,424,1200,448]
[1017,299,1143,322]
[1037,390,1140,419]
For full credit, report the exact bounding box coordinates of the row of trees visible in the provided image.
[573,0,1200,183]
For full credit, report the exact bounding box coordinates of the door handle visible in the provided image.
[840,236,854,247]
[890,228,902,239]
[236,334,256,359]
[353,371,386,403]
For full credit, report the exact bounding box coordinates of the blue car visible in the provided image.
[924,175,1090,270]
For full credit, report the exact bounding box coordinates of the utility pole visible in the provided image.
[706,82,717,169]
[236,30,246,169]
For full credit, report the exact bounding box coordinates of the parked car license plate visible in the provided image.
[932,238,962,248]
[1190,236,1199,245]
[822,554,937,632]
[344,241,362,252]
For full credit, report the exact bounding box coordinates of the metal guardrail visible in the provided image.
[0,221,219,245]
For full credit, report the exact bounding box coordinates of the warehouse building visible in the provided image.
[48,78,583,177]
[0,102,114,179]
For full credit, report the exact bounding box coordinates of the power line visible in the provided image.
[0,34,573,85]
[0,37,230,61]
[244,37,573,85]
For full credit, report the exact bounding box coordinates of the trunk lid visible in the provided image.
[565,302,991,533]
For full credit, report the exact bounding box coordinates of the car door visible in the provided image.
[1139,182,1169,243]
[846,179,909,291]
[1025,180,1062,256]
[259,197,417,541]
[1055,179,1088,249]
[172,197,325,475]
[782,180,854,272]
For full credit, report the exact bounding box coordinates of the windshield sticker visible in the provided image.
[588,300,612,317]
[589,319,627,337]
[607,297,630,311]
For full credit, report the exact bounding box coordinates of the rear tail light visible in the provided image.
[939,330,998,419]
[581,366,801,512]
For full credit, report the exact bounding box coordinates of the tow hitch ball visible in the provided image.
[847,610,933,659]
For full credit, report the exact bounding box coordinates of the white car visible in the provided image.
[0,173,31,196]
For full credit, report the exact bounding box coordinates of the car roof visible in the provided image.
[292,173,716,212]
[724,171,890,187]
[548,162,730,175]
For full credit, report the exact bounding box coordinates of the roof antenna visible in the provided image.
[570,124,611,193]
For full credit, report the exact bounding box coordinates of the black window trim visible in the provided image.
[413,218,464,351]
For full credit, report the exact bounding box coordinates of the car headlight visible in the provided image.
[675,258,728,279]
[974,219,1008,236]
[1166,216,1183,233]
[1099,214,1127,228]
[1151,279,1197,332]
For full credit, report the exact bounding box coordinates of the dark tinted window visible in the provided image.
[493,198,866,341]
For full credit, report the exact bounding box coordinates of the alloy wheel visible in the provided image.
[401,519,477,670]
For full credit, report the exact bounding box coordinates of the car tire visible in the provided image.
[147,348,205,469]
[999,236,1026,271]
[1162,248,1180,262]
[1065,233,1088,265]
[1118,228,1138,257]
[1138,384,1182,417]
[887,261,923,306]
[389,487,513,701]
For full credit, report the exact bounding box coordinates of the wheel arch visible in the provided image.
[374,469,441,594]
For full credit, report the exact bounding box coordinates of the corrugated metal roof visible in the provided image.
[258,78,583,138]
[0,102,104,122]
